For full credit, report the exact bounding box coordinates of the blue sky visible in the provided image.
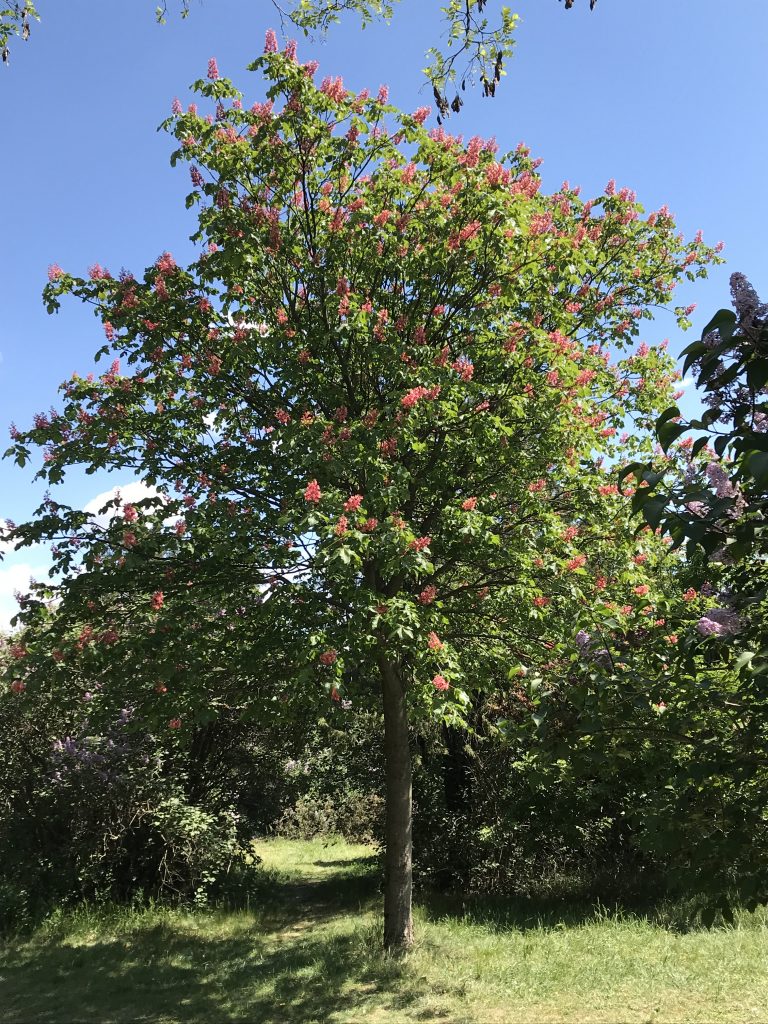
[0,0,766,627]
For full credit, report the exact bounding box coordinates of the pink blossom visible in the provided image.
[304,480,322,503]
[432,674,449,692]
[264,28,278,53]
[566,554,587,571]
[319,649,338,666]
[418,585,437,605]
[377,85,389,103]
[462,497,477,511]
[47,264,64,281]
[151,591,165,610]
[335,515,349,537]
[156,252,176,274]
[171,97,183,115]
[168,717,182,729]
[123,504,138,523]
[428,631,443,651]
[320,76,346,103]
[344,494,364,512]
[409,536,431,552]
[10,680,26,694]
[412,106,430,124]
[634,584,650,597]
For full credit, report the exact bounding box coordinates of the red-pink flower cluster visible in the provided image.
[344,494,364,513]
[408,536,431,552]
[566,554,587,571]
[452,357,473,381]
[151,591,165,610]
[462,497,477,511]
[401,385,441,410]
[335,515,348,537]
[418,586,437,605]
[156,252,177,275]
[304,480,322,503]
[319,649,337,666]
[320,76,346,102]
[427,631,443,651]
[432,674,449,692]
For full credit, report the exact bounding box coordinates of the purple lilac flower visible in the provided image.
[696,607,743,637]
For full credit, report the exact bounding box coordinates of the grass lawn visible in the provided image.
[2,837,767,1023]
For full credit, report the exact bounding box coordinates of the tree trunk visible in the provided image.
[378,652,414,951]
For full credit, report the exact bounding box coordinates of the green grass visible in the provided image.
[2,837,768,1023]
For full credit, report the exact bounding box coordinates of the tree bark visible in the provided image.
[378,651,414,951]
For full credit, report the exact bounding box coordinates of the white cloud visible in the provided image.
[679,377,695,389]
[83,481,162,527]
[0,561,50,633]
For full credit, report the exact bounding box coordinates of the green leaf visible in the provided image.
[642,496,668,531]
[745,451,768,488]
[700,308,736,342]
[747,358,768,393]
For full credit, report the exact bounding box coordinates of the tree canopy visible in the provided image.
[1,37,715,946]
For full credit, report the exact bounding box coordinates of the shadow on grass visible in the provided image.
[418,874,707,935]
[1,926,428,1024]
[1,858,440,1024]
[312,855,380,870]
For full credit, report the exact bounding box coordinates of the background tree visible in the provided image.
[524,275,768,923]
[2,39,713,948]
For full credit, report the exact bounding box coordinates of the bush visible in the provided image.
[0,686,245,923]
